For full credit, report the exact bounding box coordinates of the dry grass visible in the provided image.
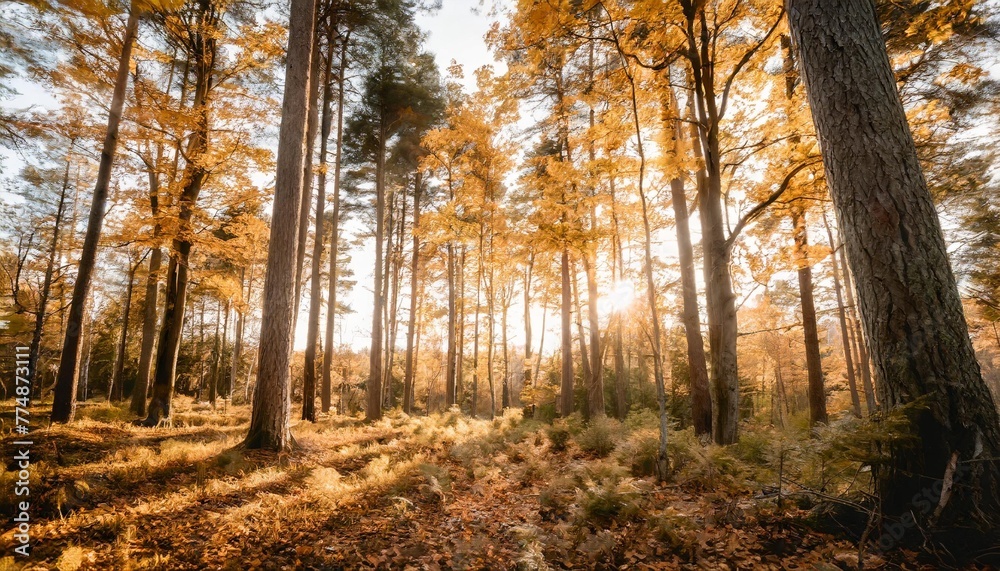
[0,397,890,570]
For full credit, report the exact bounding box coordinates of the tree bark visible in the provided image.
[244,0,316,449]
[367,124,387,422]
[51,7,139,423]
[789,0,1000,528]
[792,209,828,425]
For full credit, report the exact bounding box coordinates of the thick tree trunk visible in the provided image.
[245,0,316,449]
[51,7,139,423]
[293,28,323,328]
[792,209,828,426]
[789,0,1000,530]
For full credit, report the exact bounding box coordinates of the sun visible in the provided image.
[600,281,636,317]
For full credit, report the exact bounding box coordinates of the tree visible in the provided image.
[50,2,140,423]
[243,0,317,450]
[789,0,1000,532]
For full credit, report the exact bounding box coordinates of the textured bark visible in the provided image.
[245,0,316,449]
[208,301,221,407]
[792,209,828,425]
[51,7,139,423]
[293,28,323,328]
[789,0,1000,528]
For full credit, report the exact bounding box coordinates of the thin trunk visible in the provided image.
[822,210,862,417]
[110,259,138,402]
[445,242,457,407]
[668,84,712,436]
[523,252,534,390]
[29,142,72,400]
[51,7,139,423]
[840,241,876,413]
[792,209,828,425]
[367,125,387,422]
[303,23,336,423]
[293,26,323,328]
[560,248,574,417]
[322,31,349,414]
[144,3,218,425]
[403,171,422,414]
[472,245,482,417]
[572,263,591,391]
[209,301,221,407]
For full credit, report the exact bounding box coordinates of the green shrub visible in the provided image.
[615,429,661,477]
[577,479,641,525]
[546,421,571,452]
[576,417,621,457]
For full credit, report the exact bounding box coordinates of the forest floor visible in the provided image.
[0,398,987,570]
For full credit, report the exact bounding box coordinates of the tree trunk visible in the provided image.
[110,258,138,402]
[245,0,316,449]
[403,171,422,414]
[445,242,457,407]
[322,31,349,414]
[293,27,323,329]
[822,210,862,417]
[582,254,604,418]
[143,6,218,426]
[51,7,139,423]
[792,209,828,425]
[560,249,574,417]
[840,241,876,413]
[304,23,336,423]
[209,300,221,407]
[367,125,387,422]
[29,142,72,401]
[789,0,1000,529]
[666,87,712,436]
[132,182,162,416]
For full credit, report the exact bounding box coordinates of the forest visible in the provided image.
[2,0,1000,568]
